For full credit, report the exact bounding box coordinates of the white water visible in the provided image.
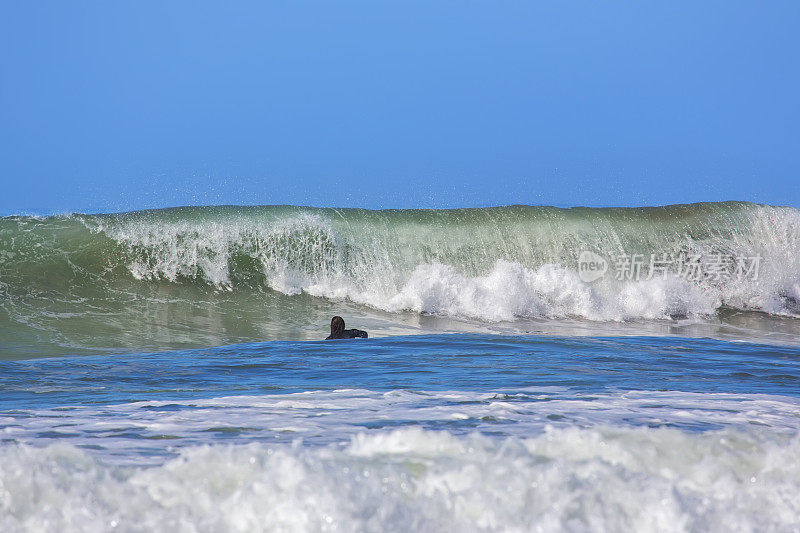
[3,423,800,532]
[4,389,800,460]
[5,204,800,531]
[94,204,800,323]
[4,376,800,531]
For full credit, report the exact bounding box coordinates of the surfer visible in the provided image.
[325,316,368,340]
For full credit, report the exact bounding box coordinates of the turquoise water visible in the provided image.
[3,202,800,357]
[2,203,800,531]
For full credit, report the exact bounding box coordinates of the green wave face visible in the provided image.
[1,202,799,357]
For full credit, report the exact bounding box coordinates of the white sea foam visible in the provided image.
[94,203,800,323]
[380,260,719,321]
[2,424,800,532]
[4,390,800,530]
[3,389,800,462]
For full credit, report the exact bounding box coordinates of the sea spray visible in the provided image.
[1,202,799,355]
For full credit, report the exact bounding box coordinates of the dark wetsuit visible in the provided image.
[325,316,368,339]
[326,329,368,340]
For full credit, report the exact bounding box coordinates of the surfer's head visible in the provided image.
[330,316,345,337]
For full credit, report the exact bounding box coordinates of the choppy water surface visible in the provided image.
[2,203,800,531]
[2,335,800,531]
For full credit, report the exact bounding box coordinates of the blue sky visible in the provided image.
[1,1,798,214]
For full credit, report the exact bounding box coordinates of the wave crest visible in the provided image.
[2,202,799,323]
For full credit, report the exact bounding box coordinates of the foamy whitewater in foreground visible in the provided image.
[4,422,800,532]
[2,203,800,531]
[3,334,800,532]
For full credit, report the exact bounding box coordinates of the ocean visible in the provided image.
[1,201,800,531]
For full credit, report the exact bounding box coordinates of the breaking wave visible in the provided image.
[2,202,798,323]
[3,426,800,532]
